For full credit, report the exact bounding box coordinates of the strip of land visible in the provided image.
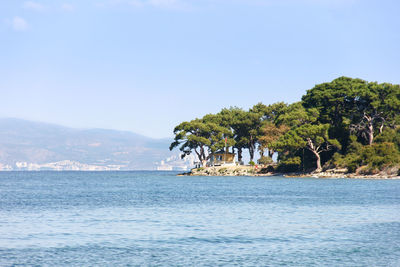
[170,77,400,176]
[180,165,399,179]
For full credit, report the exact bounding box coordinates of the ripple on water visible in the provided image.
[0,171,399,266]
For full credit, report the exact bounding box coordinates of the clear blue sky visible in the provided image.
[1,0,399,138]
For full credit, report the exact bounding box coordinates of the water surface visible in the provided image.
[1,171,399,266]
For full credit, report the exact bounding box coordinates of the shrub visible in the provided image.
[360,142,400,170]
[333,141,400,173]
[260,165,275,173]
[332,152,360,173]
[277,157,301,172]
[375,128,400,150]
[258,156,273,165]
[249,161,255,166]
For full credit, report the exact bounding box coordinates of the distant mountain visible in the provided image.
[0,118,193,170]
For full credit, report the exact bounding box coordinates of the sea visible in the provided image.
[0,171,399,266]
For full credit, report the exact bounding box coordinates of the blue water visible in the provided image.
[0,172,399,266]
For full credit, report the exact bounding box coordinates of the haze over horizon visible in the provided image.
[1,0,399,138]
[0,117,169,140]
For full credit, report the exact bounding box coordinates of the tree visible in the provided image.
[245,107,265,161]
[169,117,231,166]
[217,107,247,163]
[274,124,341,172]
[262,102,288,122]
[301,77,367,151]
[219,106,263,162]
[350,82,400,145]
[302,77,400,146]
[170,76,400,174]
[275,102,318,128]
[202,113,235,148]
[258,122,289,158]
[252,102,288,157]
[302,77,367,126]
[375,127,400,150]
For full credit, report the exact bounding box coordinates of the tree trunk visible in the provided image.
[248,135,257,162]
[363,114,374,145]
[367,123,374,145]
[238,148,243,164]
[307,138,322,172]
[194,149,201,163]
[249,147,254,162]
[268,149,274,158]
[199,146,205,161]
[379,123,384,134]
[199,146,208,167]
[315,153,321,172]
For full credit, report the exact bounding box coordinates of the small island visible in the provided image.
[171,77,400,178]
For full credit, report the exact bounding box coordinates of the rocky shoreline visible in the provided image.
[179,165,400,179]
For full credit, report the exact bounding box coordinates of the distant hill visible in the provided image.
[0,118,193,170]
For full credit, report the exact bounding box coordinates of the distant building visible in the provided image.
[156,155,195,171]
[208,149,236,166]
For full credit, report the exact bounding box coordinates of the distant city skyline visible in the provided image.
[1,0,399,138]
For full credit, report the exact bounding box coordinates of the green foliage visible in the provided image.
[171,76,400,174]
[332,136,363,172]
[249,161,255,166]
[302,77,400,146]
[333,140,400,173]
[260,165,275,173]
[360,143,400,170]
[375,127,400,149]
[169,117,232,163]
[258,156,273,165]
[332,153,359,173]
[302,76,367,125]
[275,102,318,128]
[252,102,288,122]
[277,157,301,172]
[273,123,341,171]
[217,107,260,161]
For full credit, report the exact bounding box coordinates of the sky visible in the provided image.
[1,0,399,138]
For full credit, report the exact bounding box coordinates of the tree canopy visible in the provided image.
[170,77,400,174]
